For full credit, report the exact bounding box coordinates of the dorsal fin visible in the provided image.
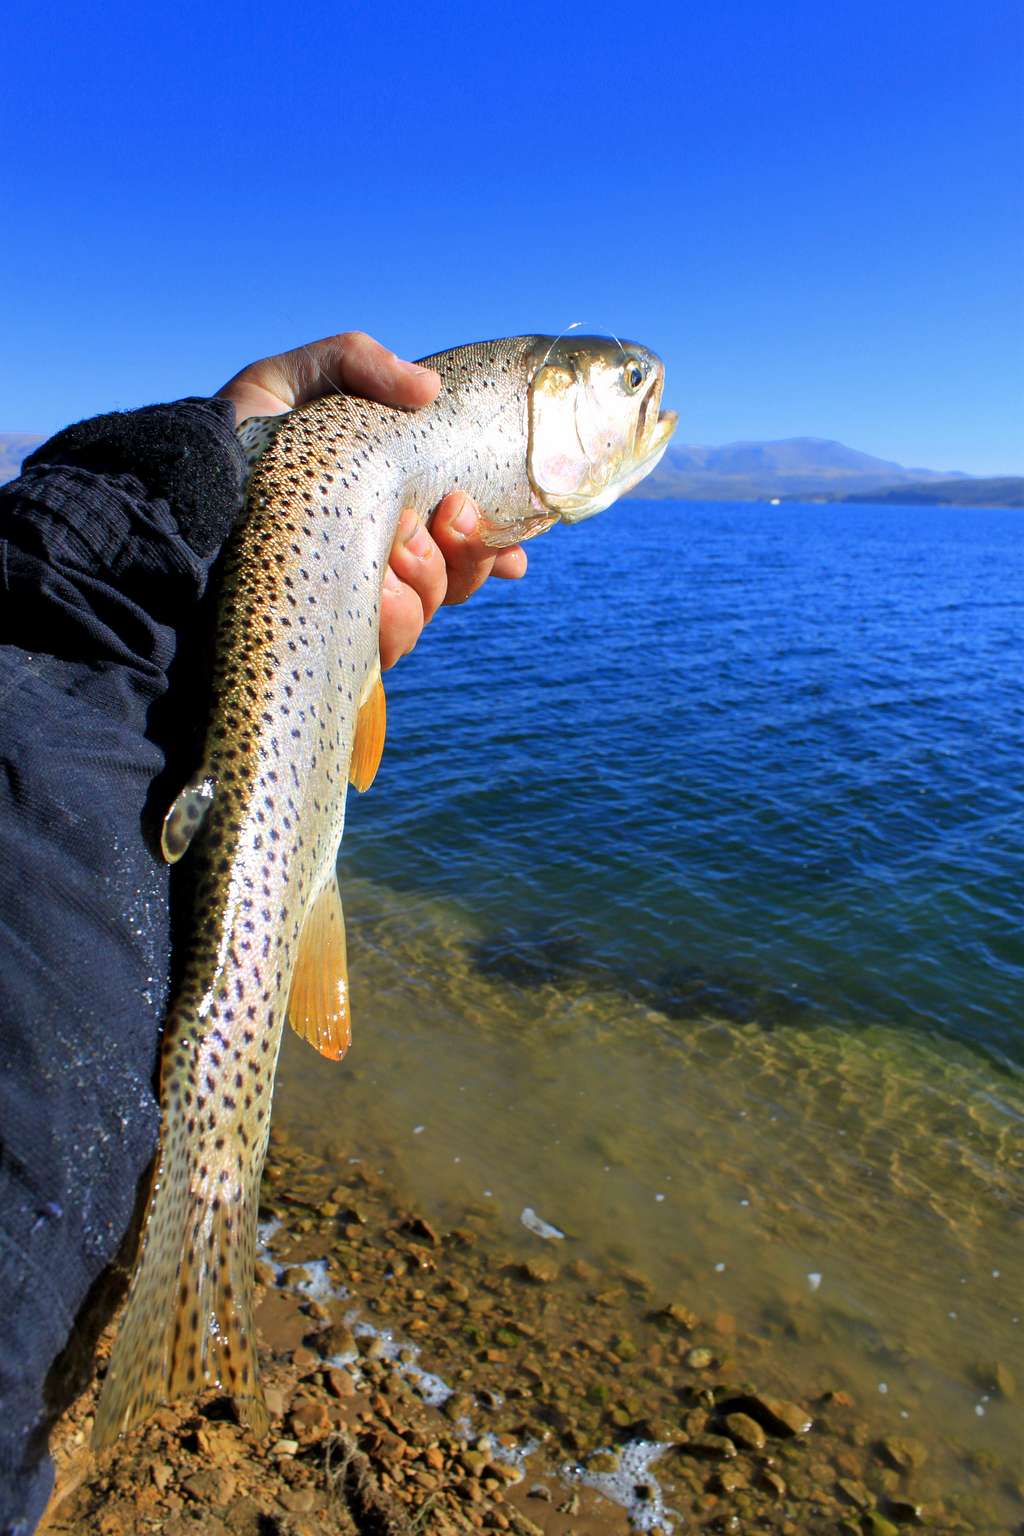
[286,874,351,1061]
[160,773,216,863]
[349,669,386,792]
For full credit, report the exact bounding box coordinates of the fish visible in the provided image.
[92,334,677,1443]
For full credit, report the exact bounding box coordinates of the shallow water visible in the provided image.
[275,500,1023,1523]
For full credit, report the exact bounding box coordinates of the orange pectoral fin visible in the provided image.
[349,672,386,792]
[286,876,351,1061]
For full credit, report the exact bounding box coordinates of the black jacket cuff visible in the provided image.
[22,397,247,559]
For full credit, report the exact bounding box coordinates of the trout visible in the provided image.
[93,335,676,1442]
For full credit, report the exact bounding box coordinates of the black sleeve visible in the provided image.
[0,398,248,1535]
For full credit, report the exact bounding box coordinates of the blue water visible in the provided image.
[347,499,1024,1070]
[277,498,1024,1520]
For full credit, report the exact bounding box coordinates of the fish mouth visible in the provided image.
[624,403,678,487]
[556,407,677,522]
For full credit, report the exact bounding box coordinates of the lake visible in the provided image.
[275,498,1023,1526]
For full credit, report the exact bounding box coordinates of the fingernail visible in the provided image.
[407,363,435,377]
[383,567,402,593]
[453,500,477,536]
[401,512,431,558]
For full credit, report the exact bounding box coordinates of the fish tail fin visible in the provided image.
[93,1038,269,1445]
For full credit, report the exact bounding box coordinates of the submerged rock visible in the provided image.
[878,1435,928,1473]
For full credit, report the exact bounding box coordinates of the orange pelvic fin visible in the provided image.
[286,874,351,1061]
[349,670,386,792]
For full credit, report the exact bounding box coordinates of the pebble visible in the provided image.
[522,1256,559,1284]
[879,1435,928,1473]
[886,1497,925,1523]
[45,1146,972,1536]
[656,1300,699,1330]
[278,1486,319,1513]
[738,1392,813,1436]
[181,1468,236,1506]
[684,1433,738,1459]
[723,1411,766,1450]
[864,1514,900,1536]
[759,1468,787,1499]
[837,1476,872,1508]
[289,1396,330,1436]
[684,1346,715,1370]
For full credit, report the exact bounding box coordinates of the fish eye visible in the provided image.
[623,359,645,393]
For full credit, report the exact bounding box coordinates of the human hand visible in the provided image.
[217,332,526,669]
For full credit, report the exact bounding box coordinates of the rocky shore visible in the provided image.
[40,1134,1001,1535]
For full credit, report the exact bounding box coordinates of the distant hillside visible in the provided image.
[3,428,1016,508]
[638,436,972,502]
[0,432,44,483]
[840,476,1024,508]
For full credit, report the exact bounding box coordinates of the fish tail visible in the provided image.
[93,1032,269,1445]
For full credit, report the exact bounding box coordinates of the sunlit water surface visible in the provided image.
[275,500,1023,1519]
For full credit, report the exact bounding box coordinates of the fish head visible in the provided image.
[526,335,678,523]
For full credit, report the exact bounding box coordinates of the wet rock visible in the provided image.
[521,1256,559,1284]
[280,1265,311,1288]
[681,1433,737,1459]
[878,1435,928,1473]
[653,1300,699,1330]
[865,1514,901,1536]
[972,1359,1016,1399]
[588,1451,620,1473]
[722,1411,765,1451]
[527,1483,552,1501]
[722,1391,812,1436]
[758,1467,787,1499]
[444,1392,474,1422]
[404,1214,440,1245]
[610,1332,637,1362]
[837,1476,872,1508]
[885,1497,926,1524]
[684,1347,715,1370]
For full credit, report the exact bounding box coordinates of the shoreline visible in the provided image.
[41,1134,987,1535]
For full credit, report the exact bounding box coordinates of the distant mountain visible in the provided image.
[3,428,1017,509]
[638,436,973,502]
[839,476,1024,508]
[0,432,44,483]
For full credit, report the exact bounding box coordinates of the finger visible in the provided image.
[429,493,501,606]
[490,546,528,580]
[387,508,449,626]
[379,565,426,671]
[314,332,440,409]
[217,331,441,422]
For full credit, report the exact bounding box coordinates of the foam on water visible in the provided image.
[564,1442,677,1533]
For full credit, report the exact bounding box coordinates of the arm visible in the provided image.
[0,331,525,1534]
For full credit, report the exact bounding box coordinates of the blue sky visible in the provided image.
[3,0,1021,472]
